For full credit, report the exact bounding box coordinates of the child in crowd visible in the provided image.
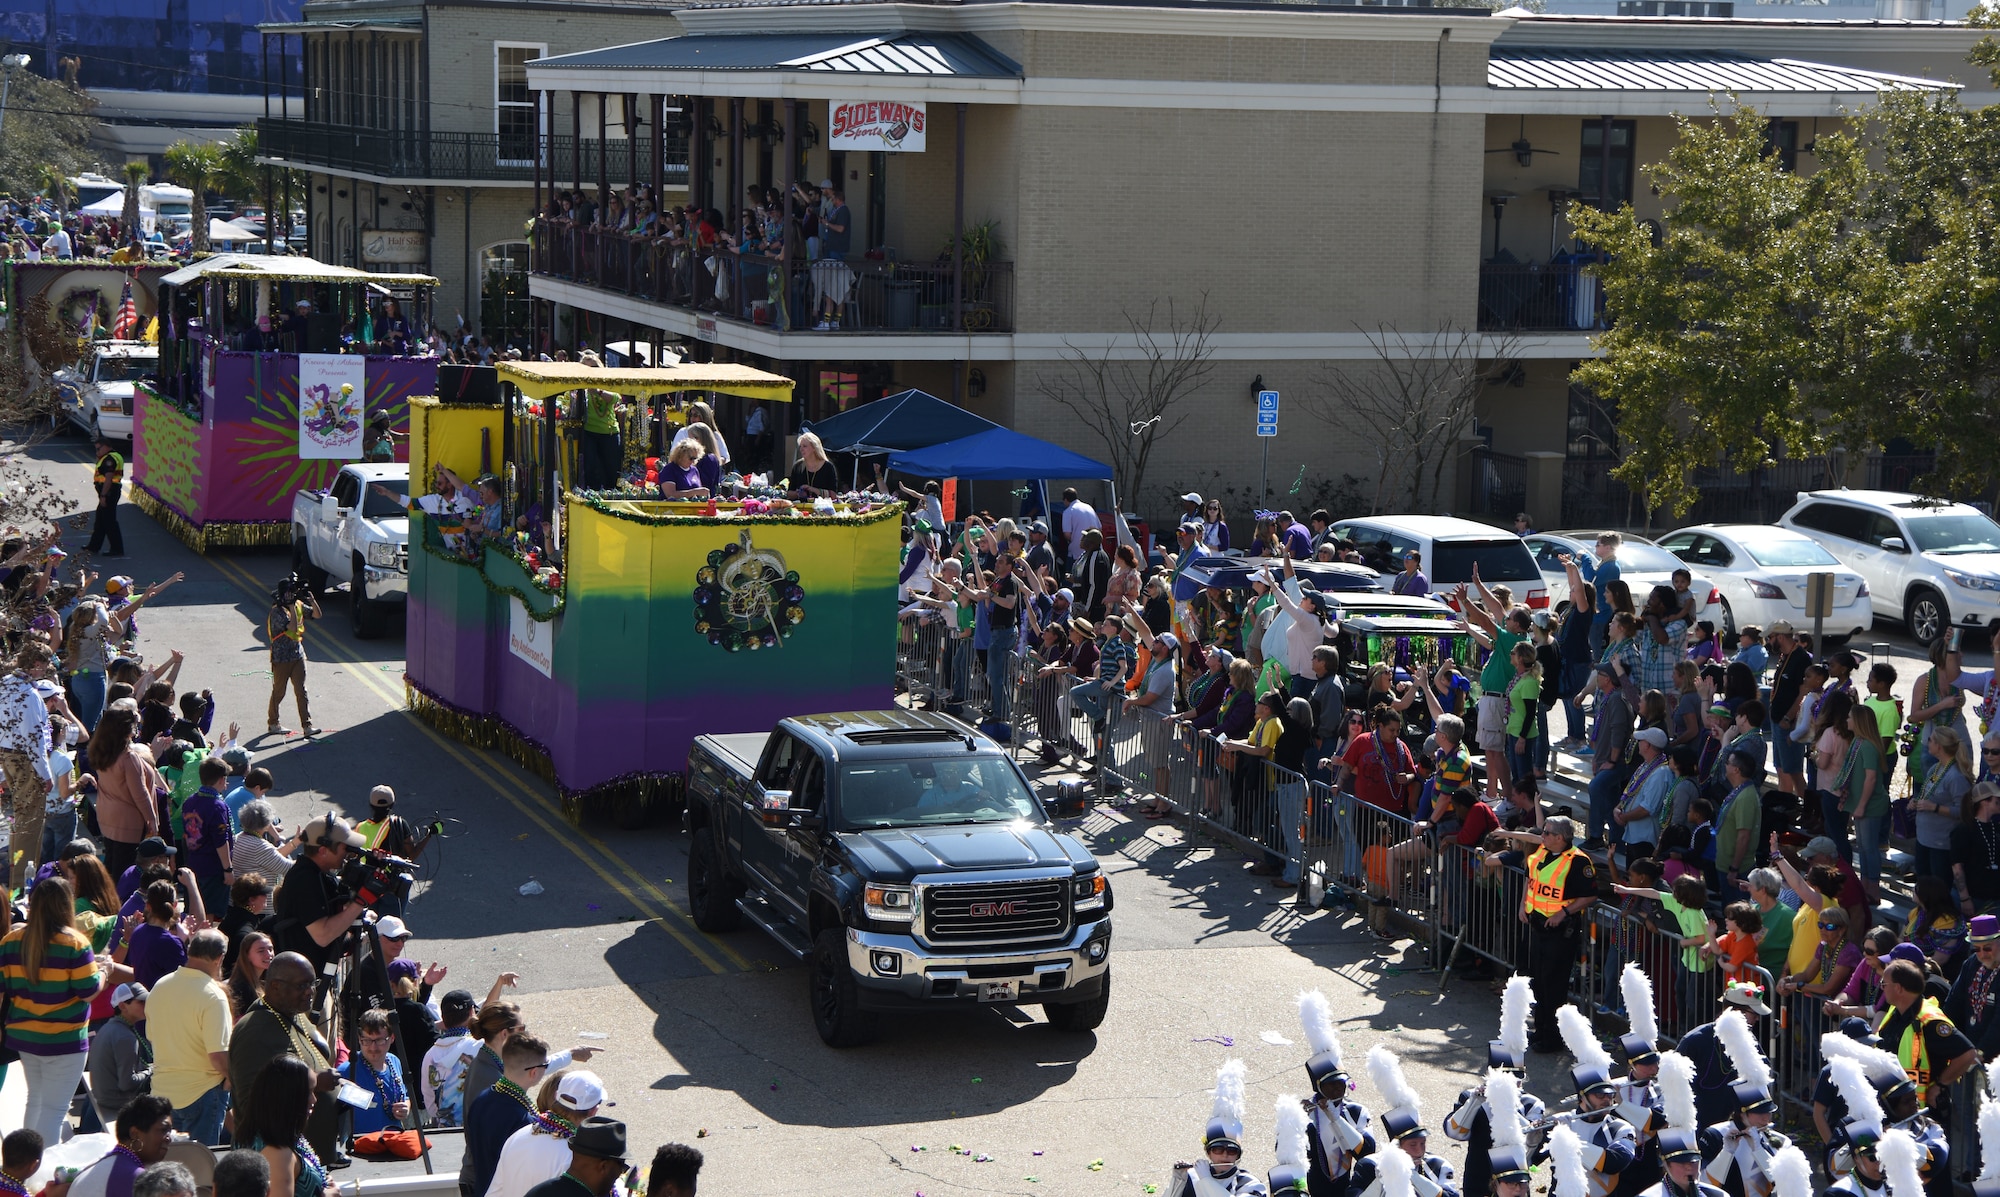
[1687,797,1718,892]
[1657,824,1695,886]
[1685,620,1724,667]
[1863,662,1905,791]
[1708,901,1764,980]
[1671,569,1700,627]
[1613,872,1716,1028]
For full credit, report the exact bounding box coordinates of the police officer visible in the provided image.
[1698,1084,1790,1197]
[1640,1132,1728,1197]
[1876,958,1978,1116]
[1298,990,1374,1197]
[1518,817,1596,1053]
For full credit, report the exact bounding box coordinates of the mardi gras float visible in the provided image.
[6,260,175,381]
[131,254,438,550]
[404,360,900,824]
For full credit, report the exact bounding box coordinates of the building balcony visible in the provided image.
[1477,258,1607,333]
[256,118,689,187]
[532,220,1014,335]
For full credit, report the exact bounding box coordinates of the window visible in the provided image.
[757,734,805,789]
[1616,1,1734,14]
[362,477,407,520]
[1579,119,1637,211]
[495,44,545,166]
[1432,539,1541,584]
[1763,120,1800,173]
[1790,502,1870,542]
[1902,512,2000,554]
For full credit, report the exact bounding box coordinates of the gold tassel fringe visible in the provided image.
[132,486,296,553]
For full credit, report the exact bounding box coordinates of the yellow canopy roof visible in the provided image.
[159,252,437,288]
[495,360,795,402]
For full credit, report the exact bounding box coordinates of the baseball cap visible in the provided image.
[375,915,412,940]
[1634,727,1668,749]
[440,989,477,1021]
[217,745,251,773]
[300,815,367,850]
[112,982,148,1006]
[105,575,131,595]
[1156,632,1180,652]
[816,177,834,189]
[369,785,396,809]
[1055,588,1074,602]
[556,1071,607,1112]
[31,679,60,699]
[1029,520,1049,535]
[1804,836,1841,860]
[387,958,419,983]
[1180,492,1202,504]
[136,837,176,859]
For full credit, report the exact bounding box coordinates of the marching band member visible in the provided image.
[1352,1047,1459,1197]
[1696,1011,1790,1197]
[1486,1067,1533,1197]
[1823,1031,1951,1197]
[1298,990,1375,1197]
[1172,1059,1269,1197]
[1447,977,1546,1197]
[1552,1005,1638,1197]
[1972,1067,2000,1197]
[1825,1052,1893,1197]
[1614,965,1666,1197]
[1273,1095,1313,1196]
[1635,1050,1722,1197]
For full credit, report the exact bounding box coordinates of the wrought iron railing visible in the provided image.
[256,119,689,185]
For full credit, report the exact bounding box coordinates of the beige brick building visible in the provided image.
[506,3,1993,525]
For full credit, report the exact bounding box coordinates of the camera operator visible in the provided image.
[270,815,368,983]
[354,786,439,915]
[266,575,321,738]
[340,914,444,1052]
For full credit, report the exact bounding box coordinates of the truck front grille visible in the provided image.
[922,879,1069,946]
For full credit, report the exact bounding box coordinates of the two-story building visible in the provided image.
[513,1,1991,520]
[256,0,689,345]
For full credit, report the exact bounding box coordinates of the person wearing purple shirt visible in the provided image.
[116,838,179,904]
[126,881,190,989]
[181,757,234,917]
[1280,513,1312,559]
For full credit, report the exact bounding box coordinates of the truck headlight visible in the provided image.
[1074,873,1107,911]
[1945,569,2000,593]
[366,541,398,567]
[864,884,914,922]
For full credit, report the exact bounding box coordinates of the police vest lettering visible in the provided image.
[1525,848,1585,918]
[1879,997,1952,1087]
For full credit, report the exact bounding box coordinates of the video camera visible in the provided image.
[274,570,309,603]
[335,847,417,908]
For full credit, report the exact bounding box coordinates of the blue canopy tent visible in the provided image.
[885,426,1132,552]
[802,388,1002,489]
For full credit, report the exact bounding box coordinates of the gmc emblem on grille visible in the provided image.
[968,901,1024,917]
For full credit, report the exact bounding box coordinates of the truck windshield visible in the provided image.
[95,356,155,383]
[838,759,1041,828]
[362,478,408,519]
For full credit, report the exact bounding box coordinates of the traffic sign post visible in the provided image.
[1806,571,1835,649]
[1256,390,1279,507]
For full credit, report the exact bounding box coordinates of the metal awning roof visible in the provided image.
[1488,47,1949,94]
[530,32,1021,79]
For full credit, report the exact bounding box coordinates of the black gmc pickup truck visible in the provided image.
[684,709,1113,1046]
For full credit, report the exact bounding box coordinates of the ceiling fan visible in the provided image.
[1487,115,1561,168]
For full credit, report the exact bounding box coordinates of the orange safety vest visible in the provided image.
[1880,997,1952,1087]
[1524,847,1585,918]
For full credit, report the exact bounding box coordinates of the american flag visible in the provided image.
[110,273,137,340]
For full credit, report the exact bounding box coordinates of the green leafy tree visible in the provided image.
[163,140,224,252]
[1568,105,1888,518]
[0,72,100,201]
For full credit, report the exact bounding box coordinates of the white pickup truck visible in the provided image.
[291,462,409,639]
[53,341,157,442]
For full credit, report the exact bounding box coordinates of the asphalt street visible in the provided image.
[19,430,1953,1196]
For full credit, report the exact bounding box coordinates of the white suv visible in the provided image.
[1779,490,2000,646]
[1329,515,1547,609]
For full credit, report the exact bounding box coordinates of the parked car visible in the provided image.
[1654,524,1872,644]
[291,463,410,639]
[53,341,156,442]
[1779,489,2000,646]
[1329,515,1547,609]
[684,709,1108,1046]
[1523,531,1721,622]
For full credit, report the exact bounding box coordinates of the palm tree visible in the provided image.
[120,160,148,240]
[163,140,223,252]
[36,163,67,214]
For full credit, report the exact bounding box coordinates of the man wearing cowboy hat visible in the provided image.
[1672,982,1772,1129]
[1944,913,2000,1062]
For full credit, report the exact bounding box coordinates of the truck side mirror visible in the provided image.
[321,493,343,518]
[757,786,792,826]
[1047,779,1091,820]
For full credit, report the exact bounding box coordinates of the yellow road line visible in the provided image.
[201,553,745,973]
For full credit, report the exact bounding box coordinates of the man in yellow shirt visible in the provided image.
[146,929,233,1144]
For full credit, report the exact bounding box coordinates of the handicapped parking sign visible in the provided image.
[1256,390,1280,437]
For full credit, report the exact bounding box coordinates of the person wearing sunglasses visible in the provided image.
[1943,914,2000,1063]
[1777,906,1860,1015]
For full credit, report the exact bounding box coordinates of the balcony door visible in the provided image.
[496,43,547,167]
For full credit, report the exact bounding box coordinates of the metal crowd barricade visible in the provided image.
[895,612,951,707]
[1434,840,1528,983]
[1297,783,1439,941]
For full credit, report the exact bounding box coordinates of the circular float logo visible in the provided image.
[694,530,806,652]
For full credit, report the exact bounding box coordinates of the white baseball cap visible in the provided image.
[556,1071,607,1112]
[375,916,412,940]
[1181,492,1202,504]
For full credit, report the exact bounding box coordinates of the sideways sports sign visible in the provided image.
[829,101,926,152]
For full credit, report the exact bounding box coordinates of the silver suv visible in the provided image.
[1779,490,2000,646]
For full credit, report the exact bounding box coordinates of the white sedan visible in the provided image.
[1524,531,1721,623]
[1654,524,1873,644]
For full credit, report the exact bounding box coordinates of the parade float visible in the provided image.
[403,360,902,823]
[7,260,174,379]
[130,254,437,550]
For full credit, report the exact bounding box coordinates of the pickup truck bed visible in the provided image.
[703,733,770,774]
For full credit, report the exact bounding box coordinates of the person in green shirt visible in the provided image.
[1844,704,1893,902]
[577,388,622,490]
[1460,567,1531,805]
[1714,749,1764,895]
[1503,641,1542,788]
[1746,867,1794,979]
[1613,873,1716,1036]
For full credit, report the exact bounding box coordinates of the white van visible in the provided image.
[1329,515,1547,610]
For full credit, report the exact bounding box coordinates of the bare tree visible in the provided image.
[1298,324,1519,515]
[1037,296,1219,508]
